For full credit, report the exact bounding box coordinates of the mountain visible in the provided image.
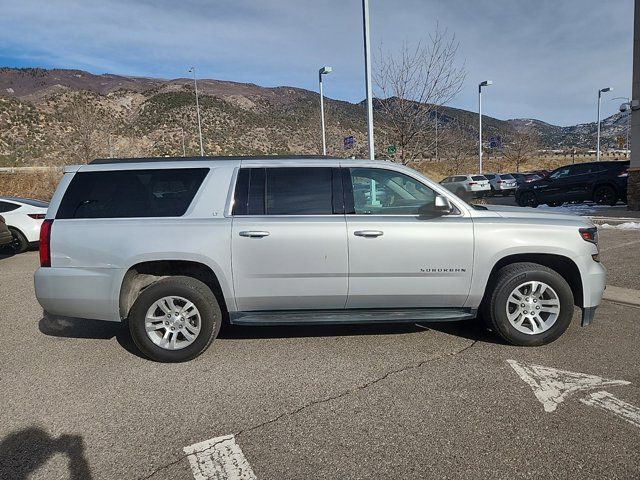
[0,67,628,166]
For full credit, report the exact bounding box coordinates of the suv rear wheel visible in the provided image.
[129,276,221,362]
[593,185,617,206]
[481,262,574,346]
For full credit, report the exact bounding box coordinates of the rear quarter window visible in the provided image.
[0,201,20,213]
[56,168,209,219]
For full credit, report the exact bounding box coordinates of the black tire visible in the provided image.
[517,191,538,208]
[128,276,221,362]
[8,228,29,254]
[481,262,574,346]
[593,185,617,206]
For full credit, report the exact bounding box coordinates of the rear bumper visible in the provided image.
[34,267,121,322]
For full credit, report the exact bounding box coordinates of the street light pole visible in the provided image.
[362,0,375,161]
[435,107,438,161]
[478,80,492,174]
[189,67,205,156]
[597,87,612,162]
[319,66,332,156]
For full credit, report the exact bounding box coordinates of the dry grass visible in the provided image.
[0,170,63,201]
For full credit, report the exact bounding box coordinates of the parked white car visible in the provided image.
[483,173,517,196]
[0,197,48,253]
[439,174,491,199]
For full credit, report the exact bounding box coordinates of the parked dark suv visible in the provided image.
[515,161,629,208]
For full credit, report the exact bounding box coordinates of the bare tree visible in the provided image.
[503,129,539,172]
[440,121,476,175]
[59,94,111,164]
[375,26,466,164]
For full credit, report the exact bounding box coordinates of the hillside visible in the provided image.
[0,67,628,166]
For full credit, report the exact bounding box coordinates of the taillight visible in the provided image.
[579,227,598,245]
[39,219,53,267]
[468,182,477,186]
[28,213,46,220]
[618,169,628,178]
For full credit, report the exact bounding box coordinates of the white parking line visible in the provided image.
[507,359,630,412]
[183,434,257,480]
[581,391,640,429]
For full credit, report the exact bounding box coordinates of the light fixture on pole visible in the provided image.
[613,96,631,158]
[362,0,375,160]
[188,67,205,156]
[318,66,332,156]
[478,80,493,174]
[596,87,612,162]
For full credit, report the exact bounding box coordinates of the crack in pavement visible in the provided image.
[236,337,479,439]
[139,337,479,479]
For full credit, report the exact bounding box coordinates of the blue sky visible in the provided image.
[0,0,633,126]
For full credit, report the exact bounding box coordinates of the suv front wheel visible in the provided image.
[129,276,221,362]
[481,262,574,346]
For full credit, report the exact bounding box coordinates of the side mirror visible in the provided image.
[419,195,453,217]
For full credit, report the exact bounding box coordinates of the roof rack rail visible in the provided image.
[89,155,337,165]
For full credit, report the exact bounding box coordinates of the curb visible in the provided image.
[589,216,640,226]
[602,285,640,308]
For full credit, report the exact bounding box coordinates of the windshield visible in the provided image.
[471,176,487,181]
[499,174,514,180]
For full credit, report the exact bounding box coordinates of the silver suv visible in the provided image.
[440,174,491,198]
[35,156,606,362]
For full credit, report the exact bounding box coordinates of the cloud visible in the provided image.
[0,0,633,125]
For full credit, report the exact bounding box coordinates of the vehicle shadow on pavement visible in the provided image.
[0,426,92,479]
[38,313,147,359]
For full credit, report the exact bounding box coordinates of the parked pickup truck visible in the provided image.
[35,156,606,362]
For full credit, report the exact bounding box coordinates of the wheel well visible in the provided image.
[484,254,583,307]
[119,260,227,320]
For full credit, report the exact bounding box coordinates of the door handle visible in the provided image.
[239,231,270,238]
[354,230,384,238]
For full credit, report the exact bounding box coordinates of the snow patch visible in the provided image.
[599,222,640,230]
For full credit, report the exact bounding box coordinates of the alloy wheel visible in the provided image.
[144,296,201,350]
[506,281,560,335]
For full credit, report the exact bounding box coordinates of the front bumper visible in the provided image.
[580,259,606,326]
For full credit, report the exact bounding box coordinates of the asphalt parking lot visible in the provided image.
[1,228,639,479]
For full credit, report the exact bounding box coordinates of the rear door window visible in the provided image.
[57,168,209,219]
[233,167,338,216]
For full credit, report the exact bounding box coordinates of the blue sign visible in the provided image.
[344,135,354,150]
[489,136,503,149]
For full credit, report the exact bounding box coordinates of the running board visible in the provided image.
[230,308,476,326]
